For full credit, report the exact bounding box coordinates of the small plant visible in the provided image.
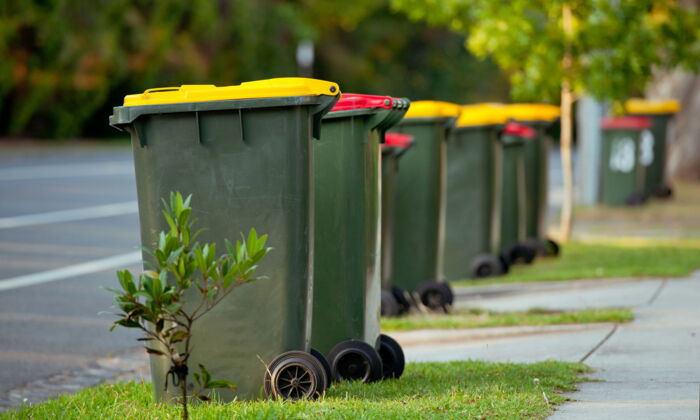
[107,192,271,420]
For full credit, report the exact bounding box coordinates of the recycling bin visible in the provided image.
[498,122,538,264]
[625,99,681,198]
[504,104,561,257]
[444,104,509,280]
[312,94,407,383]
[599,116,652,206]
[389,101,461,311]
[109,78,340,402]
[380,133,414,317]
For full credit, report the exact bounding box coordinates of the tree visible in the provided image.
[392,0,700,241]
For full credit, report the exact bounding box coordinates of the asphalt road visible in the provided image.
[0,143,143,400]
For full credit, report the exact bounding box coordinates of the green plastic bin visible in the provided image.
[312,93,407,383]
[498,122,539,264]
[380,133,414,317]
[388,101,462,311]
[109,78,339,402]
[599,116,653,206]
[444,104,510,280]
[505,104,561,257]
[625,99,681,198]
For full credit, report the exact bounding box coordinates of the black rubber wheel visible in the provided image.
[391,285,412,314]
[653,185,673,198]
[381,291,400,317]
[309,348,332,391]
[328,340,383,383]
[544,238,560,257]
[625,191,647,206]
[414,280,453,312]
[525,238,548,257]
[469,254,504,278]
[503,242,537,265]
[264,351,327,400]
[499,254,510,274]
[378,334,405,380]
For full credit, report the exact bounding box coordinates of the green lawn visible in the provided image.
[2,361,591,420]
[454,239,700,286]
[381,307,633,331]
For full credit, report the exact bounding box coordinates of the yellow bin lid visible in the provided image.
[404,100,462,119]
[122,77,340,106]
[456,103,509,127]
[504,103,560,122]
[625,98,680,114]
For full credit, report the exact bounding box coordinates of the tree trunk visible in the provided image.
[558,3,574,242]
[180,375,189,420]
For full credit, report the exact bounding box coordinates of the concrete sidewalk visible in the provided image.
[390,273,700,419]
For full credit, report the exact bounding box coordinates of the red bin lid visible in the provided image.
[503,122,536,139]
[385,133,413,148]
[331,93,394,112]
[601,116,652,130]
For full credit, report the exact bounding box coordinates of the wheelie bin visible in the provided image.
[504,104,561,257]
[498,122,539,264]
[380,133,414,317]
[312,94,407,384]
[625,99,681,198]
[599,116,653,206]
[109,78,340,402]
[444,104,510,280]
[389,101,462,312]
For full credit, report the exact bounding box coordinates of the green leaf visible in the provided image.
[206,380,237,390]
[145,347,165,356]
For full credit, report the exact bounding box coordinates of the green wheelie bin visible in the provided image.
[109,78,340,402]
[498,121,539,265]
[504,104,561,257]
[380,133,415,317]
[599,116,653,206]
[389,101,462,312]
[444,104,510,280]
[312,93,407,384]
[625,99,681,198]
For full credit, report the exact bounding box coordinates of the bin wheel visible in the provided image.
[378,334,405,380]
[525,238,548,257]
[653,185,673,198]
[625,191,647,206]
[381,291,400,317]
[499,254,511,274]
[469,254,504,278]
[264,351,327,400]
[502,243,536,265]
[544,239,560,257]
[328,340,383,383]
[415,281,453,312]
[309,348,332,391]
[391,285,412,314]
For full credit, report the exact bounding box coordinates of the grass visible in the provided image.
[381,307,633,331]
[454,238,700,286]
[2,361,591,420]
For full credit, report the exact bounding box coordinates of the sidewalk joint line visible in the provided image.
[647,278,668,305]
[579,323,618,363]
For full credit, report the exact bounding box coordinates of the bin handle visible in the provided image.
[144,87,181,95]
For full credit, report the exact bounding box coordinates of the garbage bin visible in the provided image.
[109,78,340,402]
[444,104,509,280]
[312,93,407,383]
[389,101,462,311]
[498,122,539,264]
[504,104,561,257]
[380,133,414,317]
[625,99,681,198]
[599,116,653,206]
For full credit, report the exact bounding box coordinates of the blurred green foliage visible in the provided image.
[0,0,507,139]
[392,0,700,103]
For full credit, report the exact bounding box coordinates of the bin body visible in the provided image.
[444,124,502,280]
[311,95,407,356]
[499,134,527,250]
[599,116,652,206]
[109,79,339,401]
[625,99,680,197]
[389,101,461,294]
